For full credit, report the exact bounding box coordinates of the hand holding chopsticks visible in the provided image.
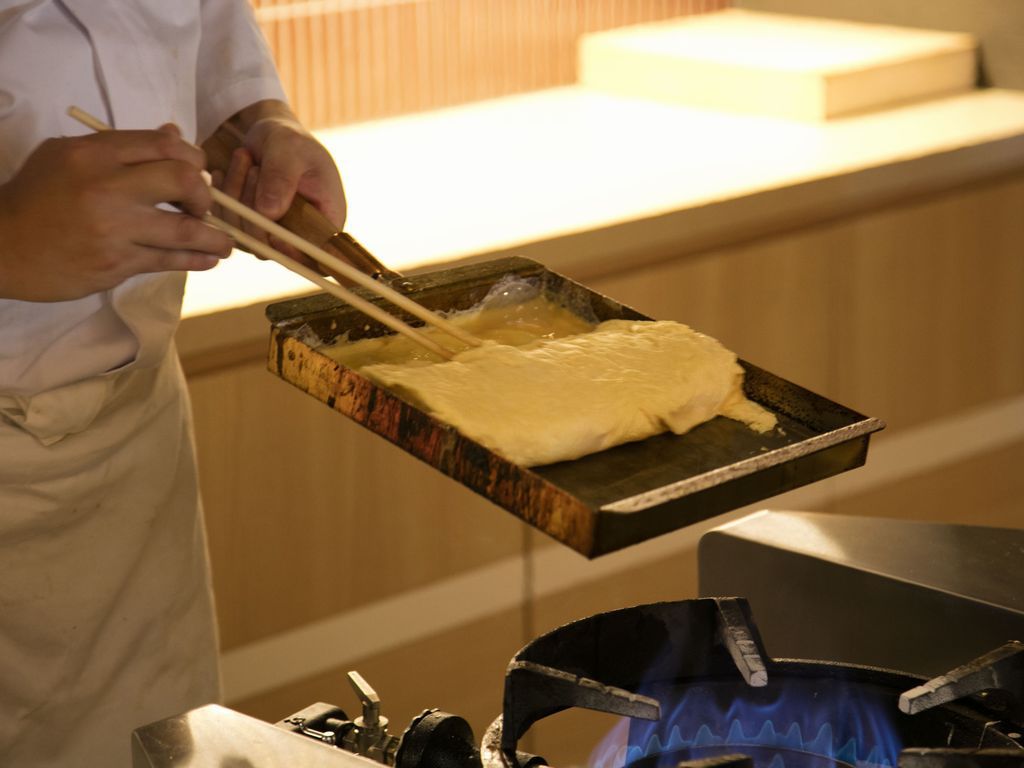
[67,106,480,361]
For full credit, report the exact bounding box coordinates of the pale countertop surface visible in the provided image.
[181,85,1024,320]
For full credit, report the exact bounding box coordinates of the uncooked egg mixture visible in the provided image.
[322,278,776,466]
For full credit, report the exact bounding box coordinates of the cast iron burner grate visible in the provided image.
[478,599,1024,768]
[276,599,1022,768]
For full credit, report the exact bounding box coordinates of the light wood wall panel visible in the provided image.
[832,176,1024,433]
[834,439,1024,528]
[250,0,730,128]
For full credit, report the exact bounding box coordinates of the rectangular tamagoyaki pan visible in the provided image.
[265,256,884,558]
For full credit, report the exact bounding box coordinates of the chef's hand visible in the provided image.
[0,125,232,302]
[209,99,346,268]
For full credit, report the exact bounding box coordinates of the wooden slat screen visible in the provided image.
[250,0,730,128]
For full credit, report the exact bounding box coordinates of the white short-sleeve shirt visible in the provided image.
[0,0,286,397]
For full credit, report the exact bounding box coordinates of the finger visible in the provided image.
[268,232,305,264]
[297,165,347,231]
[132,245,224,275]
[252,148,307,220]
[243,168,304,262]
[128,208,233,258]
[113,159,214,217]
[157,122,182,138]
[216,148,253,230]
[243,168,319,264]
[224,165,266,258]
[242,165,258,209]
[90,128,207,170]
[239,165,272,246]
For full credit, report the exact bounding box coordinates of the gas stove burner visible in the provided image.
[129,597,1024,768]
[480,598,1024,768]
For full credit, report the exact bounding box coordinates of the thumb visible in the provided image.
[254,164,298,220]
[157,122,182,137]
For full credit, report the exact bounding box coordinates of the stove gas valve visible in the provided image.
[278,671,482,768]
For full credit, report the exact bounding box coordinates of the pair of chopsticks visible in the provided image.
[67,106,479,361]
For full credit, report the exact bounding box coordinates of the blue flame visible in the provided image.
[588,680,903,768]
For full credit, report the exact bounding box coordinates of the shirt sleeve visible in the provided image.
[194,0,288,142]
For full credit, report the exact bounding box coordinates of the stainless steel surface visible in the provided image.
[698,511,1024,676]
[131,704,381,767]
[267,257,884,557]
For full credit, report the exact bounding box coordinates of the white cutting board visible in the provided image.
[578,9,977,120]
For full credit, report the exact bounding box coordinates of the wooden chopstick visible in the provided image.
[205,215,456,359]
[207,185,482,349]
[66,106,482,354]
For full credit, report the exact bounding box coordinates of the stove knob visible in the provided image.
[397,709,481,768]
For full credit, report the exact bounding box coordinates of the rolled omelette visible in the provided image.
[360,319,776,466]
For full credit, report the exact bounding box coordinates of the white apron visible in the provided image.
[0,1,285,765]
[0,346,220,766]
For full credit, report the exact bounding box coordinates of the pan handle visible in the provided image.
[203,123,403,283]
